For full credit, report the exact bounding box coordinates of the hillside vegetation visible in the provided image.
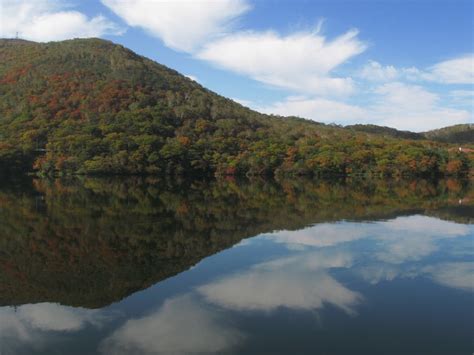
[346,124,424,140]
[348,123,474,144]
[423,124,474,144]
[0,38,472,177]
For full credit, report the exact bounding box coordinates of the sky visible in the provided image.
[1,0,473,132]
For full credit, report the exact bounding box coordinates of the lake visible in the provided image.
[0,177,473,354]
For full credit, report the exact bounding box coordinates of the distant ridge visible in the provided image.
[347,123,474,144]
[423,124,474,144]
[346,124,424,140]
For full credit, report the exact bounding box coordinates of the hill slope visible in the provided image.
[347,124,474,144]
[346,124,424,140]
[423,124,474,144]
[0,38,472,177]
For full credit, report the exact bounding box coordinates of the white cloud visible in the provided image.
[108,3,366,95]
[257,96,367,123]
[257,82,471,131]
[450,90,474,99]
[359,60,399,82]
[358,55,474,85]
[197,29,367,96]
[100,295,243,354]
[0,0,122,42]
[357,61,423,82]
[429,55,474,84]
[198,251,362,314]
[373,82,437,108]
[369,82,471,131]
[101,0,250,52]
[449,90,474,107]
[102,2,367,97]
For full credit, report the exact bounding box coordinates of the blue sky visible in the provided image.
[2,0,473,131]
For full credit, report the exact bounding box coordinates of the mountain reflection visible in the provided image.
[0,177,472,354]
[0,177,472,309]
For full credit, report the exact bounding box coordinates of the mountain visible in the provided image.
[347,123,474,144]
[0,38,472,177]
[346,124,424,140]
[423,124,474,144]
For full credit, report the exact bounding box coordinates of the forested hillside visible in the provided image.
[346,124,424,140]
[0,38,472,177]
[348,124,474,144]
[423,124,474,144]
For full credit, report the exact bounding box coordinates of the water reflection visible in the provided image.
[267,215,470,263]
[197,251,362,314]
[101,295,243,355]
[423,262,474,291]
[259,216,473,294]
[356,260,474,292]
[0,303,110,354]
[0,177,472,354]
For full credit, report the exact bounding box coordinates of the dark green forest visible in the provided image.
[423,124,474,144]
[0,176,472,308]
[0,38,472,177]
[348,123,474,144]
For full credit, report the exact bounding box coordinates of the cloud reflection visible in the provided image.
[267,223,367,248]
[198,251,362,314]
[423,262,474,292]
[266,216,470,264]
[357,261,474,293]
[261,215,473,295]
[100,295,243,355]
[375,216,470,264]
[0,303,107,353]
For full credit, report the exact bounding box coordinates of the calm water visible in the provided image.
[0,177,473,355]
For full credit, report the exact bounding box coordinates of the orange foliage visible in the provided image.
[446,160,463,174]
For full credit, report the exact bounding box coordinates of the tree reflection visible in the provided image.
[0,177,471,308]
